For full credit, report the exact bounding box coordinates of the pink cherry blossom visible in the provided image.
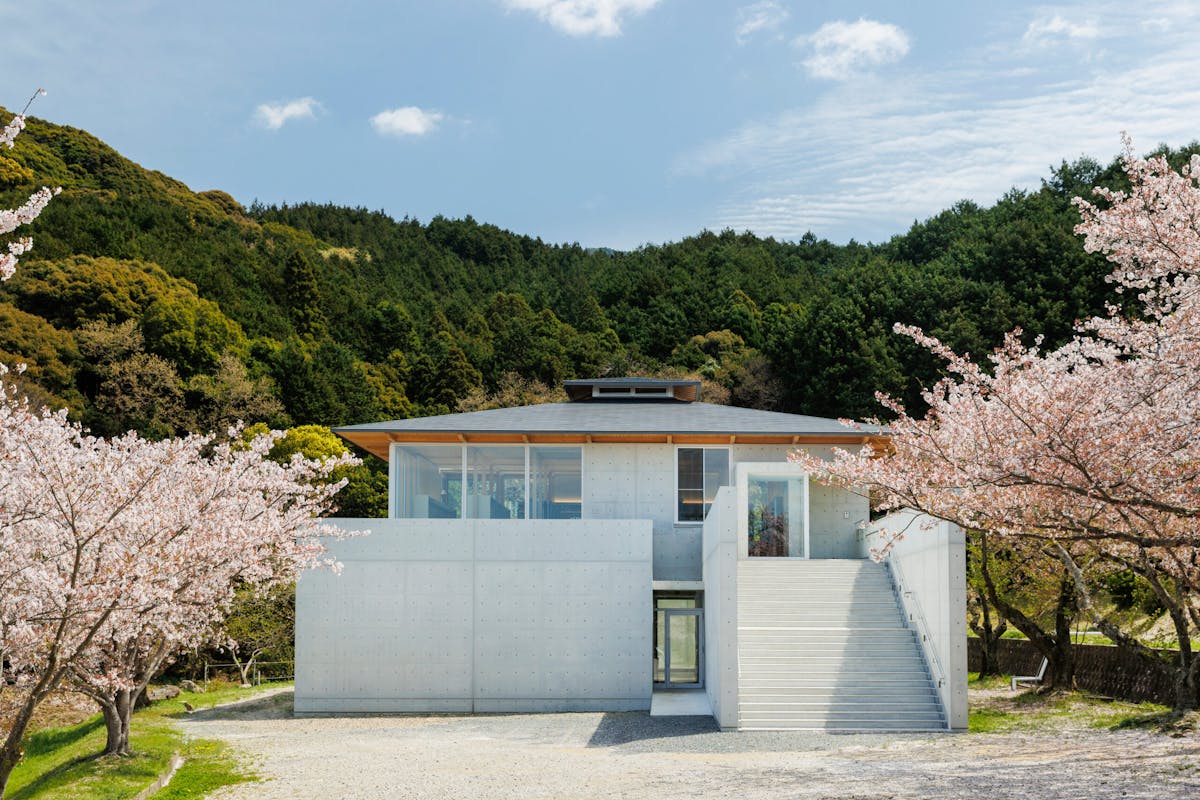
[0,367,361,787]
[795,136,1200,710]
[0,90,59,281]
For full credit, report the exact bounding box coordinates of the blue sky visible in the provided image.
[4,1,1200,248]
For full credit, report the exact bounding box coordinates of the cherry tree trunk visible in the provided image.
[974,624,1007,677]
[0,739,21,800]
[0,683,50,798]
[1172,653,1200,712]
[232,654,253,687]
[100,689,134,756]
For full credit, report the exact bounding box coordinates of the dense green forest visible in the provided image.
[1,108,1195,514]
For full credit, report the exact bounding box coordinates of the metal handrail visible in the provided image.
[885,555,949,696]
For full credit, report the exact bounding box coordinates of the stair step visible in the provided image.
[739,654,925,662]
[739,681,936,686]
[740,691,935,698]
[741,705,941,713]
[738,709,943,719]
[739,721,946,731]
[735,560,943,731]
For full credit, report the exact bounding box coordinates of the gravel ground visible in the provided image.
[181,691,1200,800]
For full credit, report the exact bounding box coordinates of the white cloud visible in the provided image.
[502,0,661,38]
[370,106,445,137]
[1023,13,1100,44]
[797,18,911,80]
[254,97,320,130]
[675,36,1200,242]
[736,1,789,45]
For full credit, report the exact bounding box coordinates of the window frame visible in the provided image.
[673,445,731,525]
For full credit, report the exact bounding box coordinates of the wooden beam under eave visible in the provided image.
[671,434,737,445]
[867,435,895,457]
[461,433,528,444]
[342,429,879,452]
[526,433,588,444]
[385,432,463,444]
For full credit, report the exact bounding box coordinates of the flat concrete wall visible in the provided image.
[865,510,968,730]
[702,487,739,729]
[809,481,868,558]
[582,443,863,581]
[295,518,653,715]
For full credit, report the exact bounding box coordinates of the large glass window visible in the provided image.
[466,446,526,519]
[395,444,463,518]
[393,444,582,520]
[747,474,807,557]
[530,446,582,519]
[676,447,729,523]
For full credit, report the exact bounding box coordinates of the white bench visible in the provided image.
[1010,657,1048,691]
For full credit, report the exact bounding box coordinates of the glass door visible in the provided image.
[654,599,704,688]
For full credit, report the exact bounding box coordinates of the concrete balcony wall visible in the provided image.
[295,518,653,715]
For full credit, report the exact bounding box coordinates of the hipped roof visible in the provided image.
[334,400,882,461]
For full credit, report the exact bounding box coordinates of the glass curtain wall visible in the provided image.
[394,444,582,520]
[466,446,526,519]
[530,446,582,519]
[394,444,463,518]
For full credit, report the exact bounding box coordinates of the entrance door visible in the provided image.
[654,606,704,688]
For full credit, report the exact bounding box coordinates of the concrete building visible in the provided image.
[295,378,966,730]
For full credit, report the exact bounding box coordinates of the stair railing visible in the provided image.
[883,556,949,726]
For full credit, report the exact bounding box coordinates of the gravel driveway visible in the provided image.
[181,691,1200,800]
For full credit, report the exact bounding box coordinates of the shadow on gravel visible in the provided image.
[586,712,719,747]
[171,690,295,721]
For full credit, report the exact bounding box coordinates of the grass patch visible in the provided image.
[968,682,1169,734]
[6,682,287,800]
[151,739,253,800]
[968,672,1011,690]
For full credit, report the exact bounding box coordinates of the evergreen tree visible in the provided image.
[283,250,327,339]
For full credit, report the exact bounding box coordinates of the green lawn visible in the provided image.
[967,672,1170,733]
[6,682,287,800]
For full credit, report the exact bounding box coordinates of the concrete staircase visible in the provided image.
[736,559,945,731]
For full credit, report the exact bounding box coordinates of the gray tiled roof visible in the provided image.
[333,401,878,437]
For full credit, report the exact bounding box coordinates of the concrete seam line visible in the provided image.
[132,750,184,800]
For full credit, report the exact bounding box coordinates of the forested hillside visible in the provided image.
[1,108,1193,460]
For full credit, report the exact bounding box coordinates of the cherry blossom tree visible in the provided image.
[0,367,357,793]
[0,90,58,281]
[796,139,1200,709]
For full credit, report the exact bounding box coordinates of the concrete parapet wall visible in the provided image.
[296,518,653,715]
[866,510,968,730]
[702,487,740,729]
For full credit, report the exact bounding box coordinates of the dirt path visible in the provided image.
[181,692,1200,800]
